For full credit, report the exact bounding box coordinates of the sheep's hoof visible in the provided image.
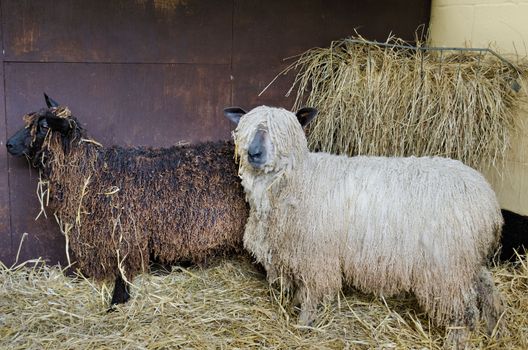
[266,268,278,284]
[292,290,303,308]
[444,327,469,350]
[106,306,117,314]
[110,275,131,307]
[298,309,316,328]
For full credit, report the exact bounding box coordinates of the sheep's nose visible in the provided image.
[248,130,267,168]
[248,147,262,161]
[5,140,19,156]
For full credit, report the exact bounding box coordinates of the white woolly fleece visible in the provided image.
[234,106,503,327]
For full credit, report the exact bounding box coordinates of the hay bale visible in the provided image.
[1,256,526,349]
[273,36,528,169]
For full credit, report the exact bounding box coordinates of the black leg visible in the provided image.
[108,274,130,311]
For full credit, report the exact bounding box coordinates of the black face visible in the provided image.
[6,115,51,157]
[6,93,73,159]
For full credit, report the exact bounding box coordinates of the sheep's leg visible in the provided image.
[109,274,130,309]
[445,312,474,350]
[298,300,318,326]
[265,262,278,283]
[444,288,479,350]
[476,267,504,337]
[295,283,318,326]
[292,287,303,308]
[266,266,296,296]
[444,323,470,350]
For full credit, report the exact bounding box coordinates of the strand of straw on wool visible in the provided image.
[110,213,132,287]
[75,176,91,227]
[103,186,120,195]
[54,213,72,267]
[68,175,91,274]
[34,132,53,220]
[130,215,146,273]
[80,138,103,148]
[35,173,50,220]
[116,245,131,286]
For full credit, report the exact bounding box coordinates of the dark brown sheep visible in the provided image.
[6,95,248,307]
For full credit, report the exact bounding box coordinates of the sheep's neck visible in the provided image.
[39,136,98,213]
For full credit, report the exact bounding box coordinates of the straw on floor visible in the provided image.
[1,254,526,349]
[268,36,528,170]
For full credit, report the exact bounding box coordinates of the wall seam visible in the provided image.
[0,0,13,263]
[1,60,231,65]
[230,0,235,106]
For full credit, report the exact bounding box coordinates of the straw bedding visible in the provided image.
[0,256,526,349]
[273,36,528,169]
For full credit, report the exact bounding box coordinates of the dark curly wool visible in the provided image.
[14,108,248,289]
[500,209,528,261]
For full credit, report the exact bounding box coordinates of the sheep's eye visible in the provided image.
[40,120,49,130]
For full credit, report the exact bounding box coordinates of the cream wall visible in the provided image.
[429,0,528,214]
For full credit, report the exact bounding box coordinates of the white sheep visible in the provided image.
[225,105,504,348]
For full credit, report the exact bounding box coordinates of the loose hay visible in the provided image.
[1,256,526,349]
[270,36,528,170]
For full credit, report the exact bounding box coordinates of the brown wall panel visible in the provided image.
[5,63,232,146]
[2,0,232,64]
[5,62,231,264]
[7,165,64,266]
[232,0,431,108]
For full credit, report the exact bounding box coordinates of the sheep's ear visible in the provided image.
[44,93,60,108]
[296,107,318,127]
[224,107,246,125]
[45,115,71,134]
